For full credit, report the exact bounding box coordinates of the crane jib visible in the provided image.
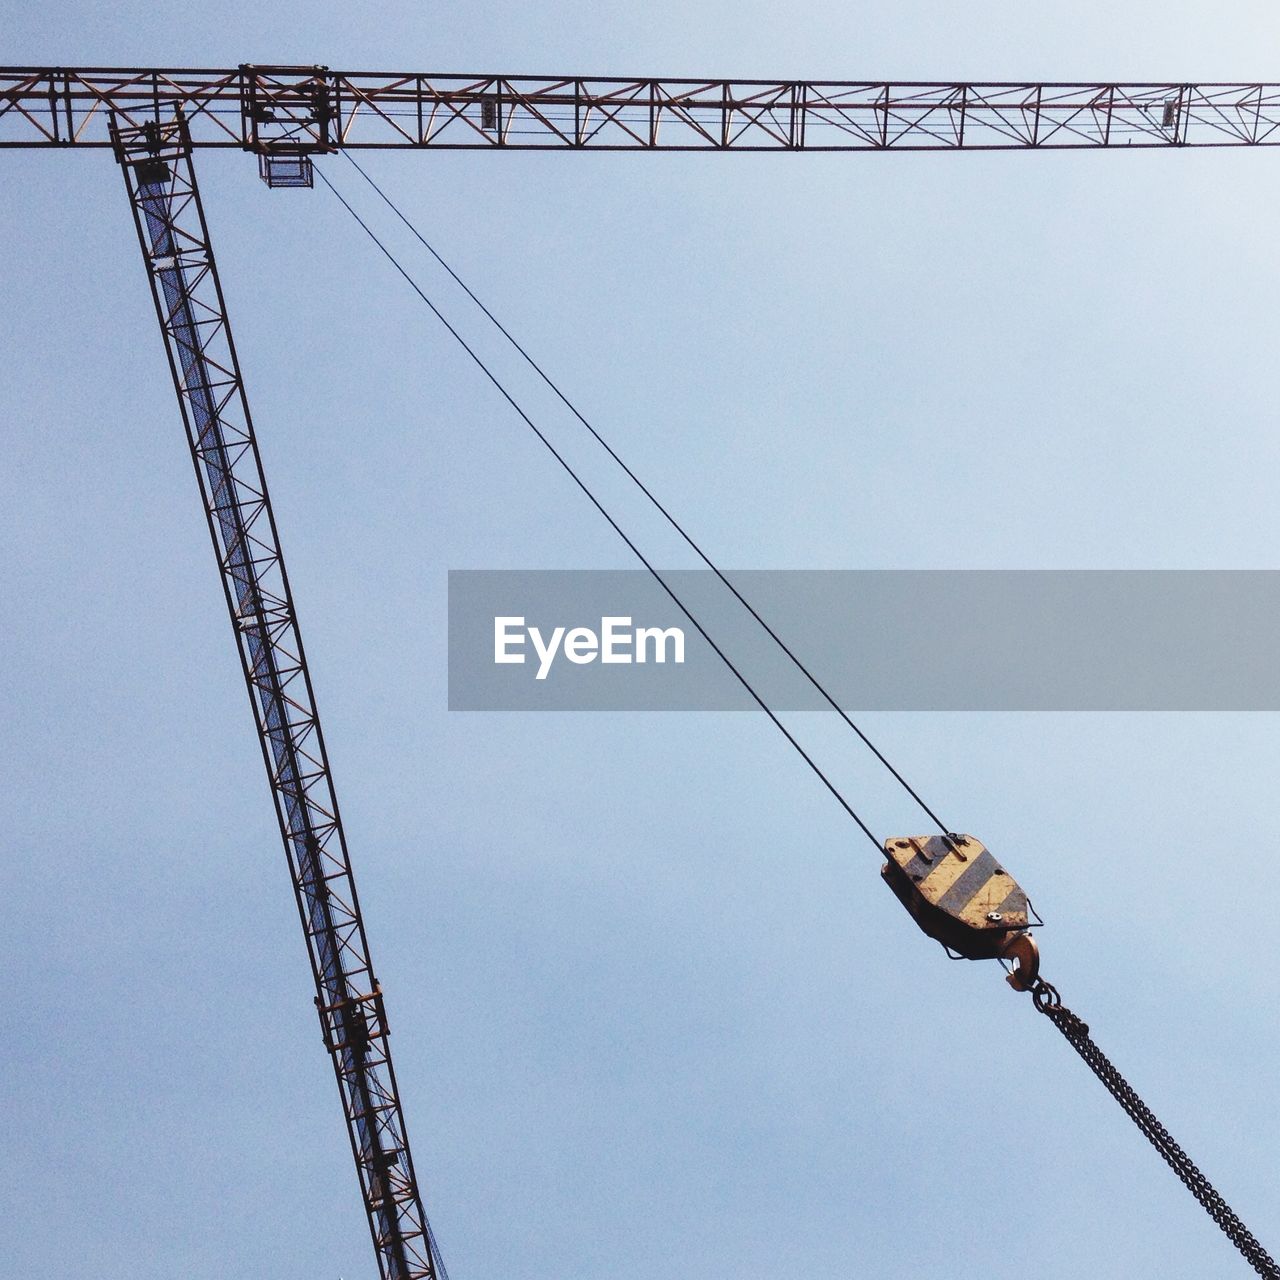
[5,66,1280,151]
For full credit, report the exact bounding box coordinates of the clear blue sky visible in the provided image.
[3,3,1280,1278]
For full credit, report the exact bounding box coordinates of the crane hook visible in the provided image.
[1001,931,1040,992]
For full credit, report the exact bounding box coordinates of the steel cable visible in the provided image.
[321,162,1278,1278]
[317,165,883,848]
[339,151,955,837]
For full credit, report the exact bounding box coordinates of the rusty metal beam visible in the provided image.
[110,110,445,1280]
[4,66,1280,151]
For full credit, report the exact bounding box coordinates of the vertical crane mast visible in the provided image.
[109,112,441,1280]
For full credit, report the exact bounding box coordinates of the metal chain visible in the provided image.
[1028,978,1278,1277]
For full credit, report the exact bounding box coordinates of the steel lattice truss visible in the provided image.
[111,112,441,1280]
[6,66,1280,151]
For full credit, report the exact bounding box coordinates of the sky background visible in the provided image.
[4,3,1280,1278]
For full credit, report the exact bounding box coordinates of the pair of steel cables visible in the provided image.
[317,161,923,850]
[317,157,1278,1277]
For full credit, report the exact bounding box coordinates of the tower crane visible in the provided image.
[6,63,1280,1279]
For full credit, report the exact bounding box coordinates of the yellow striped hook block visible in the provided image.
[881,834,1040,991]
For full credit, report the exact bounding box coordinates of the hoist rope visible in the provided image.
[319,161,1277,1278]
[316,165,881,848]
[339,151,954,838]
[1027,978,1278,1277]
